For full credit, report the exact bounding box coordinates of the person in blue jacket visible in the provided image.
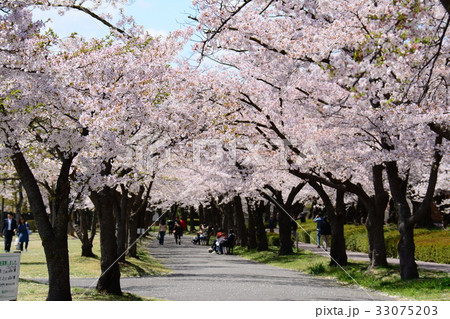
[17,217,30,252]
[314,214,324,248]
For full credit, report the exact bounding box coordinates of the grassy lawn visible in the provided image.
[234,246,450,301]
[17,279,160,301]
[17,234,170,300]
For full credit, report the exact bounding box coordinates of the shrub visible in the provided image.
[26,220,37,232]
[297,221,450,264]
[308,263,326,275]
[266,233,280,246]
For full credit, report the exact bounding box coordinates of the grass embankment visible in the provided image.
[234,246,450,301]
[296,220,450,264]
[17,234,170,300]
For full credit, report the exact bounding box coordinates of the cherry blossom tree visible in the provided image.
[191,0,449,278]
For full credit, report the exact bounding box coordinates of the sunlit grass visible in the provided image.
[17,279,161,301]
[234,246,450,301]
[19,235,171,279]
[17,234,170,300]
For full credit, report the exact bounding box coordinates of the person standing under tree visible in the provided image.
[319,216,331,251]
[17,217,30,252]
[0,212,17,252]
[314,214,324,248]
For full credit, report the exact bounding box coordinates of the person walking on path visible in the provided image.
[314,214,324,248]
[17,217,30,252]
[173,221,183,245]
[319,217,331,251]
[158,220,167,245]
[1,212,17,252]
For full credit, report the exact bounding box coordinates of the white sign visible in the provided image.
[0,253,21,301]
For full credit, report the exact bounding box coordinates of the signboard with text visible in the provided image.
[0,253,21,301]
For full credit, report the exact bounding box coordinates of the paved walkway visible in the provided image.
[63,233,392,301]
[294,241,450,273]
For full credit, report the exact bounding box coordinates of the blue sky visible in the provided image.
[32,0,195,39]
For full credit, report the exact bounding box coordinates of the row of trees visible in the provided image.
[0,0,448,300]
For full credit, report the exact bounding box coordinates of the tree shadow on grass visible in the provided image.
[119,261,151,277]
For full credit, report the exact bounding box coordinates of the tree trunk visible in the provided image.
[11,150,73,300]
[127,214,138,258]
[44,235,72,300]
[246,199,257,250]
[171,204,178,220]
[198,204,205,226]
[366,210,387,268]
[116,186,128,262]
[364,164,389,268]
[15,182,24,220]
[329,190,347,266]
[255,201,268,251]
[90,188,122,295]
[234,195,247,247]
[278,205,293,255]
[398,205,419,279]
[181,207,188,228]
[72,209,96,257]
[189,206,196,232]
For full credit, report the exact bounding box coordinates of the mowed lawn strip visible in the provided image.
[17,234,171,300]
[234,246,450,301]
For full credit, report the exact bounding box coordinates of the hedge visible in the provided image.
[295,220,450,264]
[26,219,38,232]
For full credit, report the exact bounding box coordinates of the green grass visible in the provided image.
[295,220,450,264]
[234,246,450,301]
[17,234,171,300]
[17,279,161,301]
[19,235,171,278]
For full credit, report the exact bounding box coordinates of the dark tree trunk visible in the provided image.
[246,199,257,250]
[171,204,178,220]
[204,206,212,227]
[398,209,419,280]
[364,164,389,268]
[262,183,305,256]
[116,186,128,262]
[181,207,188,228]
[234,195,247,247]
[15,182,24,220]
[11,150,73,301]
[198,204,205,226]
[385,136,442,280]
[278,206,293,255]
[224,202,234,232]
[366,212,387,268]
[127,215,138,258]
[189,206,196,232]
[255,201,268,251]
[329,190,347,267]
[210,199,222,230]
[439,0,450,15]
[308,181,347,266]
[415,201,434,228]
[90,187,122,295]
[73,209,96,257]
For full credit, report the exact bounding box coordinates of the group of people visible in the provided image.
[157,218,186,245]
[0,212,31,252]
[208,229,236,254]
